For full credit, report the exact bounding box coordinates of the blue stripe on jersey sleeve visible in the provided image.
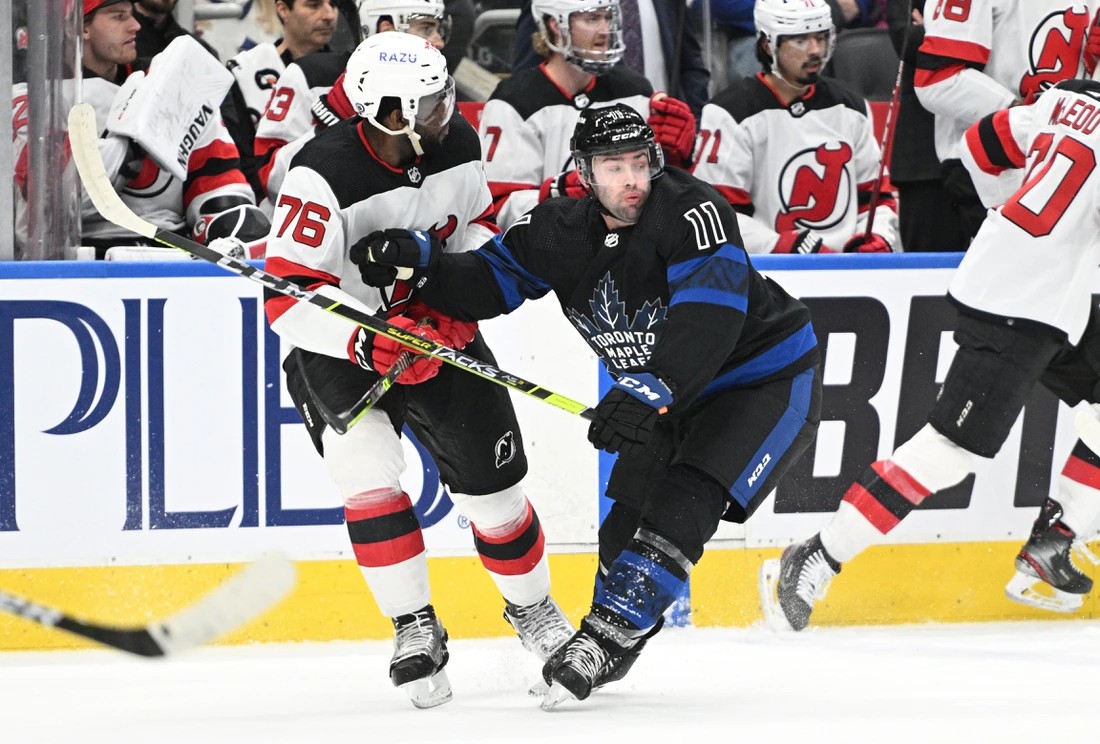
[475,235,553,312]
[666,242,750,313]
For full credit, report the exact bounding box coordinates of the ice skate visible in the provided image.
[760,534,841,631]
[1006,498,1098,613]
[540,623,632,711]
[504,595,575,662]
[389,605,452,709]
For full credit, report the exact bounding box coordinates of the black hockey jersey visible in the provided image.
[421,168,819,413]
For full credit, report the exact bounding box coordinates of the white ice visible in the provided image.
[3,621,1098,743]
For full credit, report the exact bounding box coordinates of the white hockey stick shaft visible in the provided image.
[67,103,595,422]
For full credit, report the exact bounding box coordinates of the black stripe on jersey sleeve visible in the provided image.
[915,49,984,74]
[973,113,1015,171]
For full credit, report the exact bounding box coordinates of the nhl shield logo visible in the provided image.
[604,232,619,247]
[573,93,590,109]
[407,166,422,184]
[790,101,806,117]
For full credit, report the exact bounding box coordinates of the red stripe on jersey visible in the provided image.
[1062,454,1100,490]
[842,483,900,534]
[326,76,354,119]
[918,36,990,66]
[716,184,751,206]
[992,109,1025,167]
[188,140,240,175]
[253,136,287,160]
[262,256,340,324]
[489,181,535,200]
[346,492,414,522]
[351,531,426,568]
[965,122,1003,175]
[14,147,28,196]
[183,171,249,209]
[871,460,930,506]
[477,529,546,576]
[914,63,969,90]
[469,203,500,235]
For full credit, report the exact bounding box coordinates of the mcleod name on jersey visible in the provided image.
[954,78,1100,344]
[692,73,894,253]
[418,168,819,413]
[480,64,653,229]
[263,113,496,358]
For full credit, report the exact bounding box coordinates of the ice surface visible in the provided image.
[3,621,1098,742]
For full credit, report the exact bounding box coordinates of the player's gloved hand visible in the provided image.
[648,92,696,165]
[1086,10,1100,76]
[587,372,673,456]
[349,316,446,384]
[406,301,478,350]
[772,229,833,254]
[349,228,441,290]
[538,169,587,201]
[842,233,892,253]
[192,203,270,259]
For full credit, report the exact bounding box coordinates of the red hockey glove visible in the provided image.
[406,301,478,350]
[843,233,892,253]
[1086,11,1100,77]
[349,316,446,385]
[538,169,587,201]
[773,229,833,254]
[648,92,696,166]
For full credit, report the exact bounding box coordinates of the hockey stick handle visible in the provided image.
[864,29,910,241]
[66,103,595,423]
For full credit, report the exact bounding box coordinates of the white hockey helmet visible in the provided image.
[531,0,625,75]
[753,0,835,66]
[357,0,450,44]
[342,32,455,155]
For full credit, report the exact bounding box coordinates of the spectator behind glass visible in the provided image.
[512,0,710,116]
[133,0,220,59]
[885,0,964,251]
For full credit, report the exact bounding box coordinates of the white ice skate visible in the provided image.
[390,606,452,709]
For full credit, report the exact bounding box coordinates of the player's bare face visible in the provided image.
[590,149,652,225]
[406,16,448,50]
[280,0,338,51]
[83,4,141,68]
[776,32,829,84]
[569,9,614,61]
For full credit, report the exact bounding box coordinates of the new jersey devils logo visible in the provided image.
[122,157,172,198]
[774,142,853,233]
[1020,8,1090,102]
[494,431,516,469]
[429,214,458,245]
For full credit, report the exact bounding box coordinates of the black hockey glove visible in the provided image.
[349,228,441,289]
[587,372,673,457]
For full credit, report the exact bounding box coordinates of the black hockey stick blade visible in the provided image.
[0,553,297,657]
[67,103,595,422]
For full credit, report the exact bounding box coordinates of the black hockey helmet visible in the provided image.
[570,103,664,185]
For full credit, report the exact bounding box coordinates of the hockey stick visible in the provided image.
[0,553,296,657]
[863,28,909,241]
[67,103,595,422]
[294,348,416,435]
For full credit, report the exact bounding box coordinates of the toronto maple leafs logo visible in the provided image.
[567,272,667,372]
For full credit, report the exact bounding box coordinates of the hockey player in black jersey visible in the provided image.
[263,33,574,709]
[355,103,823,708]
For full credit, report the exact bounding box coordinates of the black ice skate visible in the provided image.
[1006,498,1098,613]
[504,595,575,662]
[760,534,841,631]
[540,623,631,711]
[389,605,452,708]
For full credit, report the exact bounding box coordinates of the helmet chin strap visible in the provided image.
[365,116,426,157]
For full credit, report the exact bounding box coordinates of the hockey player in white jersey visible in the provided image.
[224,0,339,192]
[915,0,1100,243]
[691,0,898,254]
[263,33,573,708]
[481,0,698,229]
[251,0,448,204]
[762,76,1100,630]
[13,0,268,259]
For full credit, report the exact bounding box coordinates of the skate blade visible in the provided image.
[528,679,550,697]
[540,681,577,712]
[759,558,794,632]
[1004,571,1084,614]
[402,669,453,709]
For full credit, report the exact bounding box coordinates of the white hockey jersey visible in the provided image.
[12,64,253,248]
[227,41,291,127]
[480,63,654,229]
[953,78,1100,343]
[264,114,498,360]
[915,0,1100,168]
[691,73,897,253]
